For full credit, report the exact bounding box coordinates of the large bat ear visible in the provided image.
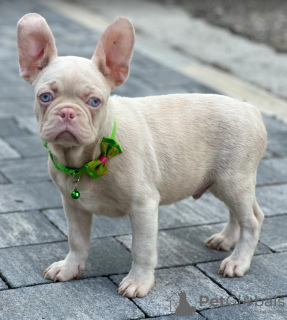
[92,17,135,89]
[17,13,57,84]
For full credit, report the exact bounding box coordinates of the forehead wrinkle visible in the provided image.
[50,81,58,92]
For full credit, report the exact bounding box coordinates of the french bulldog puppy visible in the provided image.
[17,13,267,298]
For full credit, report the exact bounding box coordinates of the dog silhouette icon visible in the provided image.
[174,291,196,316]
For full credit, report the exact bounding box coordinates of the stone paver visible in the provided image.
[256,184,287,216]
[0,181,62,213]
[0,279,8,291]
[0,237,132,288]
[260,215,287,252]
[0,172,8,184]
[0,100,35,119]
[257,158,287,186]
[0,211,65,248]
[116,223,271,268]
[5,135,47,158]
[0,157,49,183]
[197,252,287,299]
[15,116,39,135]
[201,299,286,320]
[159,192,228,230]
[144,315,204,320]
[43,208,132,238]
[111,266,235,317]
[0,138,20,160]
[262,116,287,157]
[0,278,144,320]
[0,118,28,137]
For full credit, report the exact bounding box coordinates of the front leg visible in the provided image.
[44,198,92,281]
[118,199,159,298]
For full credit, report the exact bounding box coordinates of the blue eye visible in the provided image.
[88,97,101,107]
[40,93,53,103]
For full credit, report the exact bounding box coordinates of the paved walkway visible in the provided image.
[0,0,287,319]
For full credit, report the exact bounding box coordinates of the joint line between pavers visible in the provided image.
[0,206,63,215]
[256,181,287,188]
[194,265,238,302]
[257,240,277,254]
[0,271,12,290]
[256,182,287,188]
[39,210,68,238]
[107,274,150,318]
[113,236,132,253]
[0,239,67,251]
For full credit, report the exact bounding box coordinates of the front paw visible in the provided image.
[205,233,237,251]
[218,256,250,277]
[43,260,83,282]
[118,273,155,298]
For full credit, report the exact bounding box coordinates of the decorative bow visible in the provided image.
[82,137,122,178]
[44,137,122,179]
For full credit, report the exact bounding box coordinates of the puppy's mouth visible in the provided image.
[55,130,77,142]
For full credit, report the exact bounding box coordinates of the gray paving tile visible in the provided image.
[0,211,65,248]
[260,215,287,252]
[116,223,271,268]
[144,314,204,320]
[262,116,287,157]
[256,184,287,216]
[0,237,132,288]
[112,75,157,97]
[0,138,20,160]
[131,57,215,93]
[43,208,132,239]
[0,279,8,291]
[263,148,273,159]
[111,266,235,316]
[0,118,28,137]
[159,193,228,230]
[0,172,8,184]
[0,157,50,183]
[267,132,287,157]
[257,157,287,185]
[197,252,287,299]
[0,278,144,320]
[0,181,62,213]
[201,299,286,320]
[0,99,34,118]
[0,84,34,99]
[5,135,47,158]
[263,115,287,135]
[15,116,39,135]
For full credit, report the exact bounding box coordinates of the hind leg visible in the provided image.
[218,183,264,277]
[211,175,264,277]
[205,210,240,251]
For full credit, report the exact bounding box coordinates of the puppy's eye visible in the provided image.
[39,93,53,103]
[88,97,101,107]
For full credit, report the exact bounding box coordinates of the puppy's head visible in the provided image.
[17,14,135,147]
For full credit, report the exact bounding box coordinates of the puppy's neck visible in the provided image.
[48,109,114,169]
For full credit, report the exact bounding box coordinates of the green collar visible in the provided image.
[43,118,122,180]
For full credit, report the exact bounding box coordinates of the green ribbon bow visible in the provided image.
[43,118,122,179]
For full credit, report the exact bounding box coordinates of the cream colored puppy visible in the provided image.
[17,13,267,298]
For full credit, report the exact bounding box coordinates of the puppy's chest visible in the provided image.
[56,174,125,217]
